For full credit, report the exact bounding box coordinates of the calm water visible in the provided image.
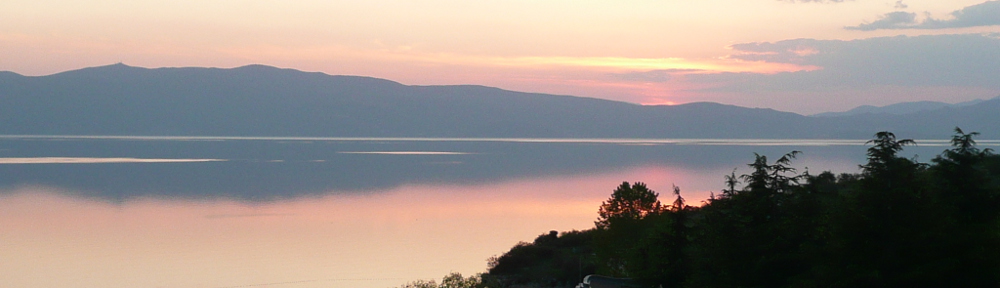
[1,136,991,288]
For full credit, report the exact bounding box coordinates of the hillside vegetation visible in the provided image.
[480,128,1000,288]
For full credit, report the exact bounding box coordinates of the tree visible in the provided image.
[669,185,685,212]
[485,129,1000,288]
[397,273,486,288]
[722,169,739,197]
[927,128,1000,286]
[486,230,596,287]
[397,279,439,288]
[593,182,663,277]
[826,131,949,287]
[860,131,916,178]
[634,185,692,288]
[741,151,802,195]
[945,127,990,158]
[595,182,662,229]
[933,127,995,220]
[440,273,484,288]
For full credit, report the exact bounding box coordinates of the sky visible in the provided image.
[2,0,999,114]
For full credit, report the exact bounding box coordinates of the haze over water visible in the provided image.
[0,136,986,288]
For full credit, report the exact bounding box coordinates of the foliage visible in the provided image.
[595,182,663,229]
[486,230,596,288]
[479,129,1000,288]
[722,168,739,196]
[396,273,486,288]
[398,279,441,288]
[592,182,667,278]
[741,151,802,194]
[860,131,917,178]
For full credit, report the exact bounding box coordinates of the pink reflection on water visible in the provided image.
[0,165,721,288]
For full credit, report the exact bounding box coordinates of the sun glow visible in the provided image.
[481,56,818,74]
[219,44,819,75]
[363,49,822,74]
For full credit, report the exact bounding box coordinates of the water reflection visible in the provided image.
[0,157,224,163]
[1,168,691,288]
[0,136,964,288]
[0,136,910,201]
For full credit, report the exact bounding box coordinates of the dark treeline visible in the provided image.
[483,129,1000,288]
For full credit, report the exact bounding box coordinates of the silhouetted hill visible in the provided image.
[813,99,987,117]
[837,98,1000,138]
[1,64,997,139]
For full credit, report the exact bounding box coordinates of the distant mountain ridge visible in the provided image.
[812,99,988,117]
[1,64,998,139]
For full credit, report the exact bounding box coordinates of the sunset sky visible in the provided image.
[3,0,999,114]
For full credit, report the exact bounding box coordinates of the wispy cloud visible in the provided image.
[607,69,707,83]
[847,1,1000,30]
[709,34,1000,89]
[464,56,814,74]
[608,70,674,83]
[220,43,816,75]
[845,11,918,31]
[677,33,1000,113]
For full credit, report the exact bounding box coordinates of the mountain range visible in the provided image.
[1,64,997,139]
[812,99,986,118]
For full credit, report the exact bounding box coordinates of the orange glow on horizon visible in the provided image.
[641,100,679,106]
[486,56,820,74]
[219,44,818,76]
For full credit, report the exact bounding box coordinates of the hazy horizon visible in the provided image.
[4,62,998,116]
[3,2,999,287]
[4,0,999,114]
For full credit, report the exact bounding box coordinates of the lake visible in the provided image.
[1,136,991,288]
